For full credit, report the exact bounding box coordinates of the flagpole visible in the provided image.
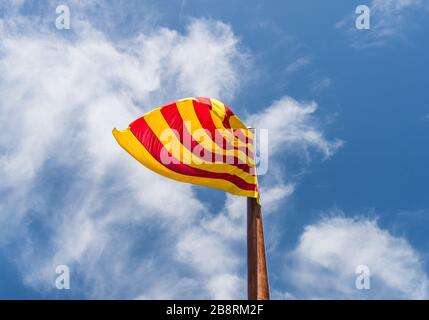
[246,125,270,300]
[247,197,270,299]
[256,200,270,299]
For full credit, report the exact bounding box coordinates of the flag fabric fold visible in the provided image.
[113,97,258,198]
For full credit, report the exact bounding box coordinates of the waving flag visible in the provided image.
[113,97,258,198]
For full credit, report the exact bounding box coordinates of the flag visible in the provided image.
[112,97,258,198]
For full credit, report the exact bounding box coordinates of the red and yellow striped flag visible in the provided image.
[112,97,258,198]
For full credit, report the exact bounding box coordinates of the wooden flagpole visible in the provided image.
[247,197,270,300]
[246,126,269,300]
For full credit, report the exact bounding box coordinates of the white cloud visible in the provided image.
[207,274,245,300]
[0,11,250,298]
[176,228,239,275]
[373,0,420,11]
[338,0,425,47]
[202,195,246,241]
[285,57,310,74]
[0,4,343,299]
[283,215,429,299]
[311,77,332,94]
[248,96,343,160]
[261,184,294,214]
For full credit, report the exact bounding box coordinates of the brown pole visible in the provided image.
[247,197,270,300]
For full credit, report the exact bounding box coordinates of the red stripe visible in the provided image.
[195,97,252,146]
[196,96,212,108]
[161,103,254,173]
[129,117,257,192]
[223,103,253,145]
[196,98,253,150]
[235,129,253,146]
[222,104,234,129]
[192,100,254,159]
[161,103,213,163]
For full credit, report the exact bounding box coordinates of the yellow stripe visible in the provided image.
[143,109,257,184]
[112,127,258,198]
[208,107,254,152]
[209,113,254,152]
[210,98,254,140]
[209,98,228,121]
[176,99,254,165]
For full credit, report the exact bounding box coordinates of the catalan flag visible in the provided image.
[112,97,258,198]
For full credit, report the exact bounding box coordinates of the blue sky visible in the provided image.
[0,0,428,299]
